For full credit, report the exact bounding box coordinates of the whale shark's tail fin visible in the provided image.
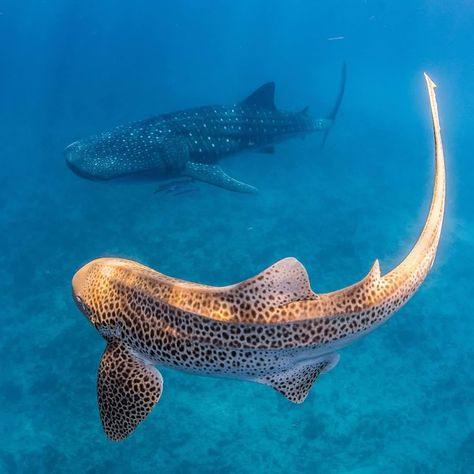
[321,61,347,149]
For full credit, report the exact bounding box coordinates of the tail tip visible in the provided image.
[424,72,437,89]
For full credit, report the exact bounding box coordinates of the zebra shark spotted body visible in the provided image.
[72,74,445,440]
[65,66,346,193]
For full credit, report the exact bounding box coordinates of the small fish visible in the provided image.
[327,36,345,41]
[171,188,200,197]
[154,178,195,194]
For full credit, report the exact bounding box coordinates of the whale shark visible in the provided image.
[65,65,346,193]
[71,74,445,440]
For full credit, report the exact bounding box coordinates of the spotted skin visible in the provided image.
[262,360,332,403]
[97,341,163,441]
[65,67,346,193]
[72,74,445,440]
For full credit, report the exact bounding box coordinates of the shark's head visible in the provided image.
[65,138,116,180]
[65,127,164,181]
[72,258,124,337]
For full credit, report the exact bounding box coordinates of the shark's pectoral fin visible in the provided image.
[97,341,163,441]
[183,162,258,194]
[160,137,189,170]
[259,354,339,404]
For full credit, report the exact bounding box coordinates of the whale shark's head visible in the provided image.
[65,134,152,181]
[65,139,114,180]
[65,127,168,181]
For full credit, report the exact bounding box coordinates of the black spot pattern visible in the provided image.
[263,361,330,403]
[97,341,163,441]
[65,98,330,181]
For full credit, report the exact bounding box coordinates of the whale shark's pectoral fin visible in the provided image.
[259,354,340,403]
[97,341,163,441]
[183,162,258,194]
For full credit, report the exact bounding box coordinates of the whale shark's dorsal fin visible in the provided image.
[300,105,310,115]
[240,82,276,110]
[228,257,317,307]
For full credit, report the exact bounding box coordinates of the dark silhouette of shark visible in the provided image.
[66,65,346,193]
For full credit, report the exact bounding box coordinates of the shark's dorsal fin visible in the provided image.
[240,82,276,110]
[300,105,310,115]
[227,257,316,307]
[163,257,317,323]
[361,259,381,286]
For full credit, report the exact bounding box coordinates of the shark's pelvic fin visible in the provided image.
[97,341,163,441]
[183,162,258,194]
[259,354,339,403]
[240,82,276,110]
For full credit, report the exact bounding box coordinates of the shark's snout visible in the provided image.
[72,261,93,300]
[65,141,99,181]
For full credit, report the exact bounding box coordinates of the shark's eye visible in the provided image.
[76,296,90,314]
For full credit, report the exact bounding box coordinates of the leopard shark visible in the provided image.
[71,74,445,441]
[65,65,346,193]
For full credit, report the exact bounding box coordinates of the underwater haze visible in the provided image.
[1,1,473,472]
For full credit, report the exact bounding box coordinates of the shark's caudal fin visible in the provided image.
[97,341,163,441]
[321,62,347,148]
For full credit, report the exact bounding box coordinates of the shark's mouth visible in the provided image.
[65,159,107,181]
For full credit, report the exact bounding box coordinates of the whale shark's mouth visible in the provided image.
[66,159,106,181]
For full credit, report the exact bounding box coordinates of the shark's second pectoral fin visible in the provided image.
[97,341,163,441]
[259,353,340,403]
[183,162,258,194]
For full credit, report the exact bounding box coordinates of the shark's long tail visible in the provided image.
[321,62,347,148]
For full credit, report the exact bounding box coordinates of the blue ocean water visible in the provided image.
[1,1,473,472]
